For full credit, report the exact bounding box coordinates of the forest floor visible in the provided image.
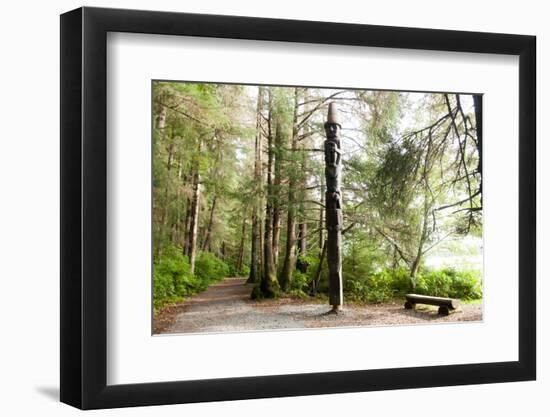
[154,277,482,334]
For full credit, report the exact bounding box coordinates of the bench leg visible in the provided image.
[404,301,415,310]
[438,306,450,316]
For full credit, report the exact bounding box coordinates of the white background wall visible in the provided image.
[0,0,545,415]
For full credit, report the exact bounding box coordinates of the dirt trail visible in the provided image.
[154,277,482,334]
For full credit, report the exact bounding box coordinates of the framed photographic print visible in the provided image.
[60,6,536,410]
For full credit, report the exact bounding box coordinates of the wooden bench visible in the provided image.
[404,294,459,316]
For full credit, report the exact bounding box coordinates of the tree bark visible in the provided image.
[247,184,261,284]
[261,94,280,297]
[187,140,203,275]
[170,158,183,246]
[236,211,247,275]
[297,90,310,262]
[247,87,264,284]
[201,194,217,252]
[318,179,324,249]
[279,205,297,291]
[156,100,167,131]
[153,105,167,260]
[200,141,222,253]
[409,194,430,291]
[298,222,307,257]
[279,88,300,291]
[182,196,191,255]
[155,108,173,259]
[272,118,284,270]
[297,131,308,261]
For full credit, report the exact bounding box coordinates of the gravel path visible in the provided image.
[154,277,482,334]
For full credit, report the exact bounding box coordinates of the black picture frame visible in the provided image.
[60,6,536,410]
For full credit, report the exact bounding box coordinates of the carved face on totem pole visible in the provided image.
[324,103,342,211]
[325,123,340,139]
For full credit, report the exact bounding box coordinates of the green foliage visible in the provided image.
[153,81,252,265]
[371,139,423,218]
[153,245,192,311]
[223,258,250,278]
[153,247,230,312]
[223,259,238,277]
[152,81,483,314]
[362,91,402,147]
[297,254,317,268]
[194,252,230,282]
[416,268,482,300]
[344,267,404,303]
[240,264,250,277]
[288,271,310,298]
[343,266,482,304]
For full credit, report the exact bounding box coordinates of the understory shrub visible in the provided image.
[416,268,482,300]
[194,252,230,282]
[344,267,405,303]
[153,247,230,312]
[223,259,250,278]
[342,266,482,304]
[288,270,310,298]
[153,245,192,311]
[240,264,250,277]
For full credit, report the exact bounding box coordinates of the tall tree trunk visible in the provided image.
[261,95,280,297]
[409,126,436,291]
[170,158,183,245]
[156,101,167,131]
[201,143,223,253]
[272,115,284,271]
[272,203,281,270]
[157,127,175,257]
[236,211,247,275]
[201,194,217,252]
[182,196,191,255]
[153,105,167,260]
[279,88,300,290]
[247,87,264,284]
[298,222,307,256]
[187,140,203,275]
[297,126,308,261]
[409,196,430,291]
[249,214,261,283]
[318,178,324,249]
[260,219,264,280]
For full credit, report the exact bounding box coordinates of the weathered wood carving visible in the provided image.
[324,103,343,312]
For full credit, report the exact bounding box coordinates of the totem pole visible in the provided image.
[324,103,343,312]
